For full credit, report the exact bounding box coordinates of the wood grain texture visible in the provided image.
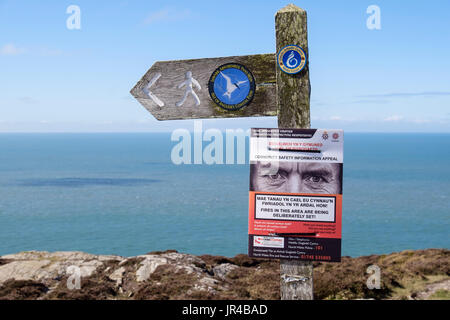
[276,4,311,129]
[276,4,314,301]
[130,54,277,121]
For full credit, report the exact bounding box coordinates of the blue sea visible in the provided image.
[0,133,448,258]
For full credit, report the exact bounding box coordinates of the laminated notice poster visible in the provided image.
[248,128,343,262]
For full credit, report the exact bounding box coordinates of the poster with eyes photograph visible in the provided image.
[248,128,343,262]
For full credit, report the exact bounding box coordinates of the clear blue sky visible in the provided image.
[1,0,449,132]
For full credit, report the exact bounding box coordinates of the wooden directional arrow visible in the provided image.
[130,54,277,121]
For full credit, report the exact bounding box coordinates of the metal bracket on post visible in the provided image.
[281,275,310,284]
[280,257,314,300]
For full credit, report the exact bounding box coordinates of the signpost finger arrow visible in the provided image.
[130,54,277,121]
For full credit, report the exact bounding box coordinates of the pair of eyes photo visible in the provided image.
[250,162,343,194]
[262,171,328,184]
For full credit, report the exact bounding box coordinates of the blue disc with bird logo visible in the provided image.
[208,63,256,111]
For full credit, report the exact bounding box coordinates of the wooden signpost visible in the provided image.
[131,4,313,300]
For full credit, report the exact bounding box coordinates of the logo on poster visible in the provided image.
[253,236,284,248]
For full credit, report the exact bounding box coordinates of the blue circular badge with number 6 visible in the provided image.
[277,45,307,75]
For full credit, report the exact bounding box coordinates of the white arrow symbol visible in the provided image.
[143,73,164,107]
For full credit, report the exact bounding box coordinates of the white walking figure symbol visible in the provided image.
[176,71,201,107]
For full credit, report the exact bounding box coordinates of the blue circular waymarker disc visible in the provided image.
[277,44,307,75]
[208,63,256,111]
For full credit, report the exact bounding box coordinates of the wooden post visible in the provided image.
[276,4,313,300]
